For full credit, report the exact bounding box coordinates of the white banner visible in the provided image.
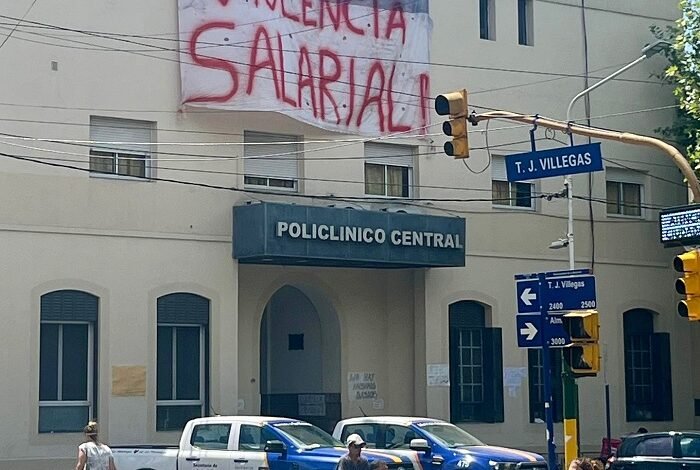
[178,0,432,136]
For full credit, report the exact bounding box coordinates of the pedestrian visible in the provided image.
[338,434,370,470]
[75,421,117,470]
[568,457,603,470]
[370,461,389,470]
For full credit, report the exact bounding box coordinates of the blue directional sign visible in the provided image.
[542,314,571,347]
[516,314,541,348]
[505,143,603,182]
[516,314,572,348]
[541,274,597,313]
[516,279,540,313]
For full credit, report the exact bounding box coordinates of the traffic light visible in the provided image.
[674,249,700,321]
[434,89,469,158]
[562,312,600,377]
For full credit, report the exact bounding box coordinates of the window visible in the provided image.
[244,131,300,191]
[238,424,279,451]
[191,424,231,450]
[479,0,495,40]
[448,301,503,423]
[680,435,700,457]
[89,116,154,178]
[340,424,378,448]
[623,309,673,421]
[492,156,534,208]
[39,290,98,433]
[528,349,563,423]
[518,0,533,45]
[606,168,645,216]
[364,142,414,197]
[288,334,304,350]
[383,425,416,450]
[633,436,673,457]
[157,293,210,432]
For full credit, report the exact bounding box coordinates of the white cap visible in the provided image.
[346,433,366,447]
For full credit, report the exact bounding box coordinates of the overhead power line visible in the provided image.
[0,149,670,223]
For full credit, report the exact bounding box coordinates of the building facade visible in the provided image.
[0,1,698,469]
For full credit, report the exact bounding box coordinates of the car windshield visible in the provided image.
[418,423,484,448]
[272,422,343,449]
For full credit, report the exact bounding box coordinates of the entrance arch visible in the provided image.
[260,285,341,432]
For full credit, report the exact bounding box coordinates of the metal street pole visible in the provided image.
[538,272,558,470]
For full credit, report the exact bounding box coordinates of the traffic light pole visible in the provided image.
[562,364,579,468]
[467,112,700,203]
[538,273,558,470]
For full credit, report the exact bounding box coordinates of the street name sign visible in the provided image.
[514,269,596,349]
[505,143,603,182]
[516,314,572,348]
[540,274,596,312]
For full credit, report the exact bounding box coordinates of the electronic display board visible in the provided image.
[660,204,700,247]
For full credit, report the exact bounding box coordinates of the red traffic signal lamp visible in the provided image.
[562,312,600,377]
[435,89,469,159]
[673,249,700,321]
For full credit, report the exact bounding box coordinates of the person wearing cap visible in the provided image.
[338,433,370,470]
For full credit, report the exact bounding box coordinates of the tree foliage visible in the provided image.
[651,0,700,171]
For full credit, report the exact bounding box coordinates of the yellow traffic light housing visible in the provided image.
[435,89,469,159]
[563,311,600,377]
[674,249,700,321]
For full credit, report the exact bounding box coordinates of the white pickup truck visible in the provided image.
[113,415,416,470]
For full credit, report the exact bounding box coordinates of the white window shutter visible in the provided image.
[605,166,647,185]
[491,155,507,181]
[244,131,300,180]
[365,142,414,167]
[89,116,154,154]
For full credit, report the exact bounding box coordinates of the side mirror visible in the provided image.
[409,438,431,453]
[264,440,287,453]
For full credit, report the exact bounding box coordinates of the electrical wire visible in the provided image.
[0,148,667,223]
[0,134,553,193]
[0,16,668,87]
[0,12,431,107]
[0,0,37,51]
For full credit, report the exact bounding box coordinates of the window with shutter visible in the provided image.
[244,131,301,191]
[89,116,155,179]
[448,301,503,423]
[605,167,646,217]
[39,290,98,433]
[491,155,534,209]
[623,309,673,422]
[157,293,210,431]
[364,142,414,198]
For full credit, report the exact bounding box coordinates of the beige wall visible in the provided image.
[0,0,697,468]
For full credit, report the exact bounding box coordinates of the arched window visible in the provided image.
[156,293,210,431]
[39,290,98,433]
[448,301,503,423]
[623,309,672,421]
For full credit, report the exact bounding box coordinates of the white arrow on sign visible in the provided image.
[520,287,537,306]
[519,322,538,341]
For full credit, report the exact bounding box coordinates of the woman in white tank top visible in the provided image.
[75,421,117,470]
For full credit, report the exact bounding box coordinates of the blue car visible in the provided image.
[333,417,547,470]
[114,415,417,470]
